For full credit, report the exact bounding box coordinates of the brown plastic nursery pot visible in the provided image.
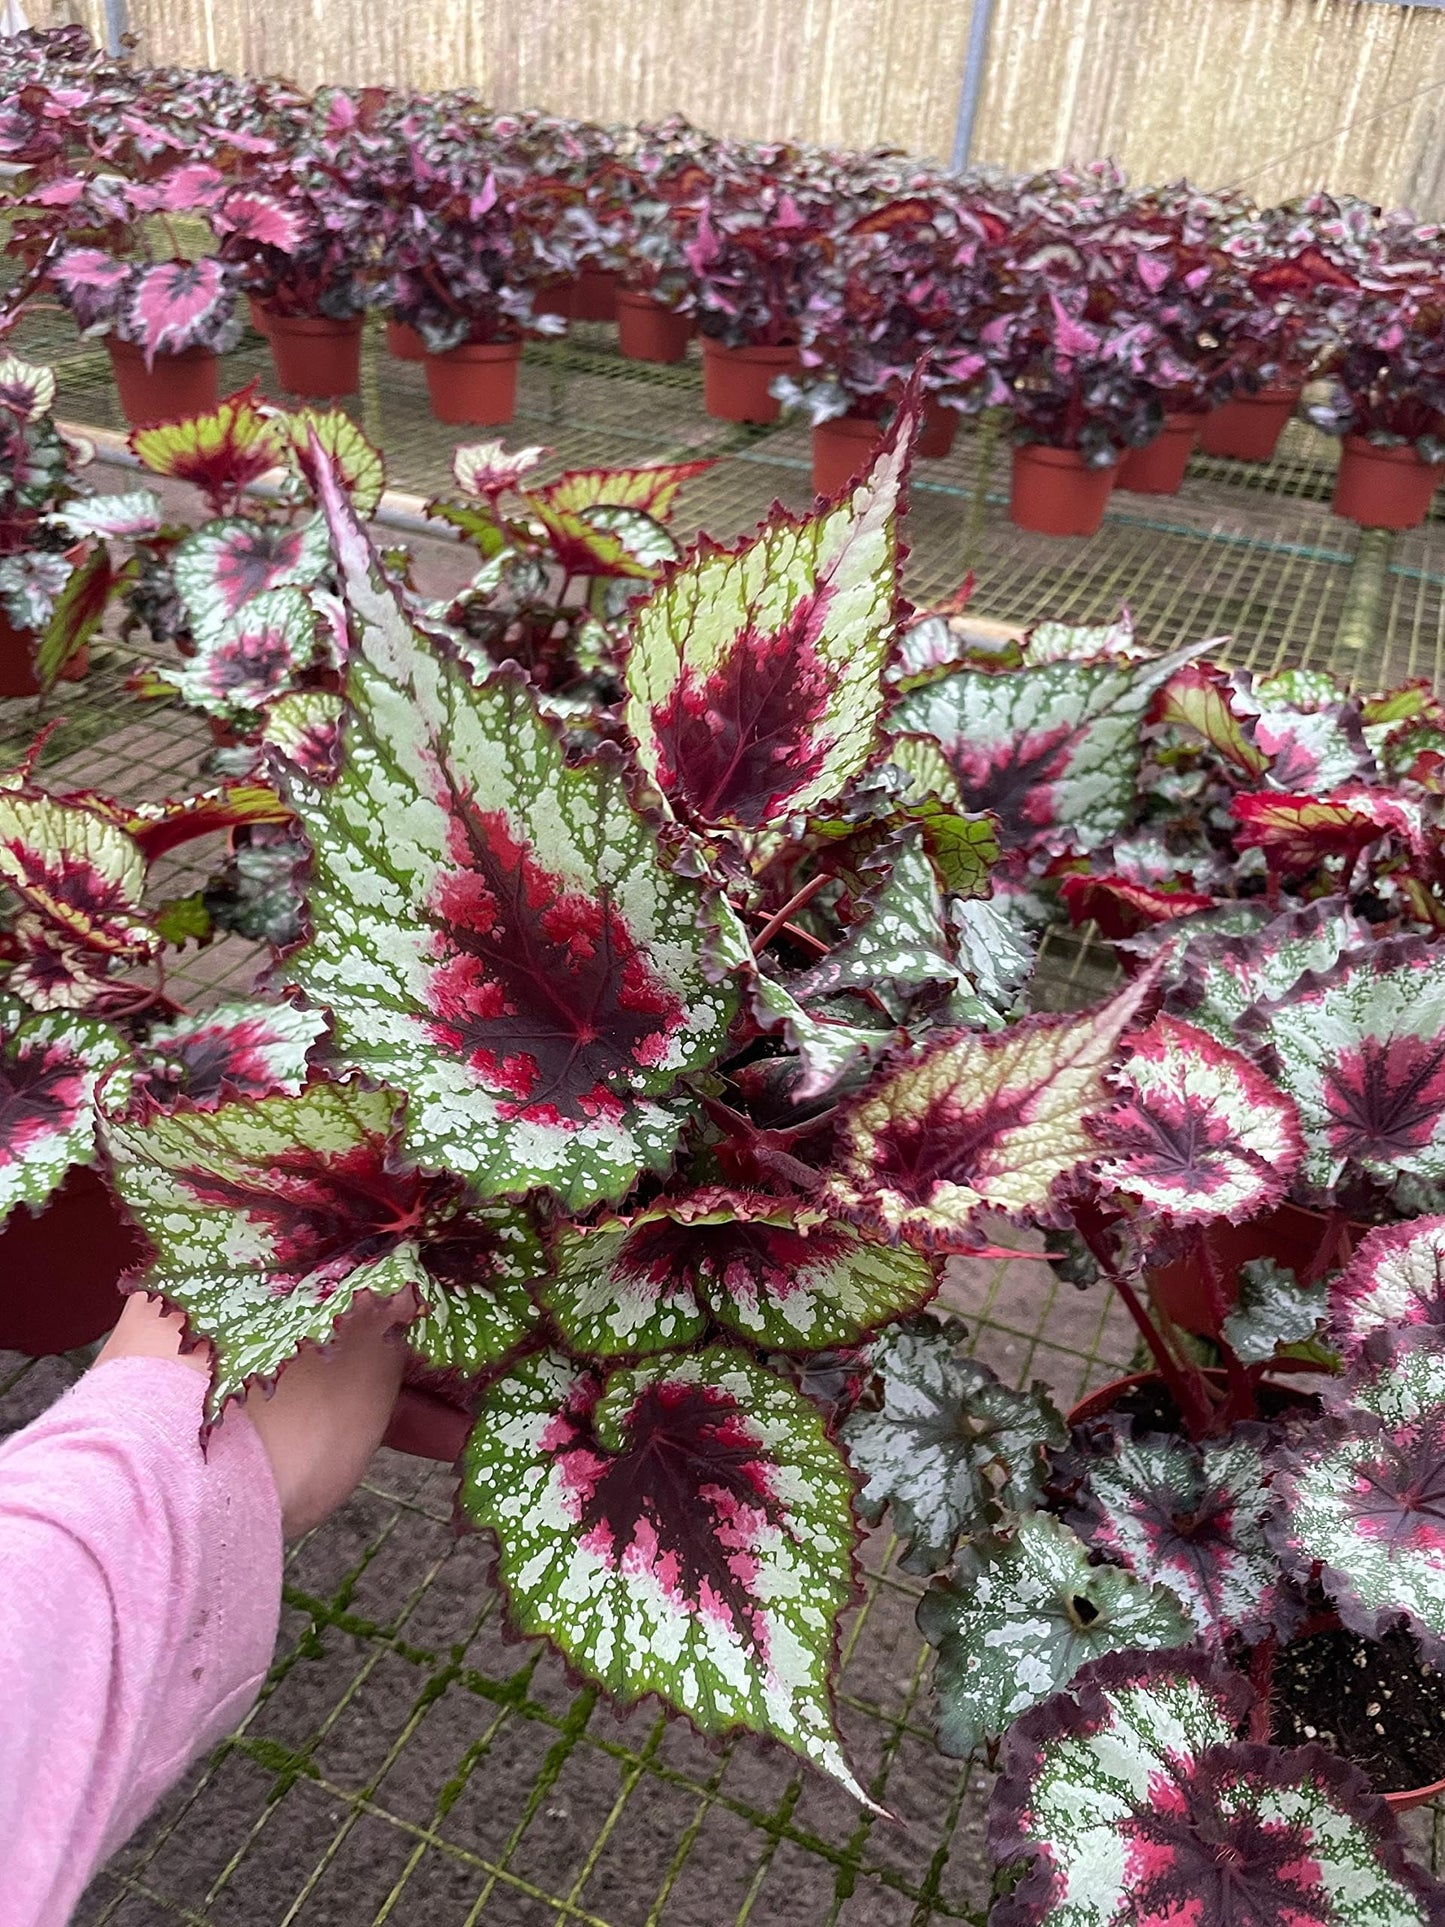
[811,413,885,496]
[385,318,425,362]
[572,268,620,322]
[246,294,272,337]
[0,1166,146,1356]
[533,277,575,321]
[1066,1364,1317,1431]
[616,290,692,364]
[1009,443,1116,537]
[264,311,363,398]
[1198,386,1301,462]
[916,398,959,459]
[701,339,800,424]
[1116,413,1202,495]
[424,339,523,425]
[1147,1201,1364,1337]
[106,338,218,428]
[0,608,87,699]
[1332,435,1441,530]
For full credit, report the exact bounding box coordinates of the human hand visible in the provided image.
[98,1288,416,1538]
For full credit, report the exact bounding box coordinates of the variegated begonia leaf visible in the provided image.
[533,460,713,522]
[1023,613,1148,666]
[1249,668,1375,792]
[989,1648,1445,1927]
[886,599,1022,695]
[104,1078,537,1419]
[168,585,321,723]
[1242,936,1445,1189]
[124,999,327,1112]
[0,788,156,963]
[125,258,238,367]
[1222,1257,1327,1365]
[1232,785,1433,874]
[261,688,345,782]
[623,381,918,830]
[277,408,385,520]
[1063,1422,1287,1641]
[0,550,72,631]
[54,489,165,540]
[3,913,121,1012]
[890,641,1208,854]
[405,1198,543,1376]
[130,386,284,516]
[950,894,1036,1016]
[1329,1217,1445,1367]
[172,514,330,646]
[459,1344,869,1803]
[1148,659,1269,776]
[1173,899,1367,1047]
[529,499,666,581]
[1276,1337,1445,1663]
[0,997,124,1222]
[791,831,998,1025]
[917,1514,1193,1761]
[0,353,56,422]
[452,439,550,501]
[747,967,896,1101]
[1060,872,1217,943]
[278,447,735,1209]
[1092,1013,1303,1227]
[840,1320,1066,1573]
[540,1189,935,1358]
[35,545,128,695]
[824,968,1157,1246]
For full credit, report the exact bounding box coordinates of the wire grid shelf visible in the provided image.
[1,308,1444,1922]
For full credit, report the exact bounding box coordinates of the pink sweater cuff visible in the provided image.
[0,1357,283,1925]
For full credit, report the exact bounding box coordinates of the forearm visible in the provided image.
[0,1357,282,1927]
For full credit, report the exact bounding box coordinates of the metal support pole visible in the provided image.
[101,0,128,55]
[951,0,998,173]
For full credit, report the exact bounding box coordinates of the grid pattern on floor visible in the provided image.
[3,296,1445,1922]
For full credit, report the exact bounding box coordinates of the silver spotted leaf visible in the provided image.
[1330,1217,1445,1367]
[0,996,125,1223]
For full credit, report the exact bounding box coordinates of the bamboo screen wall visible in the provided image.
[38,0,1445,216]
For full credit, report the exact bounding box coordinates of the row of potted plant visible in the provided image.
[5,26,1445,533]
[5,349,1445,1910]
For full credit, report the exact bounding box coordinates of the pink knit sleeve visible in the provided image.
[0,1356,283,1927]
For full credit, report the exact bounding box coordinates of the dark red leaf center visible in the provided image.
[1321,1031,1445,1168]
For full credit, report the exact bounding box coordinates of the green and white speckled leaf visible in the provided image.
[890,642,1206,854]
[542,1191,935,1358]
[841,1321,1066,1572]
[990,1649,1444,1927]
[277,454,736,1209]
[0,998,124,1221]
[169,585,321,723]
[124,999,326,1111]
[623,385,918,830]
[1277,1338,1445,1660]
[1330,1218,1445,1365]
[917,1514,1193,1760]
[1223,1257,1327,1365]
[1066,1426,1286,1641]
[0,789,156,962]
[54,490,165,540]
[104,1080,430,1419]
[261,688,345,779]
[407,1201,543,1374]
[1251,668,1375,792]
[1178,901,1367,1046]
[825,969,1157,1245]
[460,1345,870,1803]
[749,970,895,1098]
[1024,614,1147,666]
[173,514,330,646]
[1242,937,1445,1188]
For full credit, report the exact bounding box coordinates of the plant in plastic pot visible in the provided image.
[1303,209,1445,528]
[0,352,120,698]
[600,119,715,362]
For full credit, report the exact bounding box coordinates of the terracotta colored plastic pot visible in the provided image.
[424,339,523,426]
[1147,1202,1364,1337]
[916,399,960,459]
[812,413,886,496]
[616,290,692,364]
[572,268,620,323]
[246,294,272,337]
[106,338,219,428]
[533,278,575,321]
[1199,386,1301,462]
[1117,413,1202,495]
[1068,1363,1317,1431]
[265,311,363,398]
[1332,435,1441,530]
[0,539,91,698]
[701,339,801,424]
[0,1166,145,1356]
[385,318,425,362]
[1009,443,1116,537]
